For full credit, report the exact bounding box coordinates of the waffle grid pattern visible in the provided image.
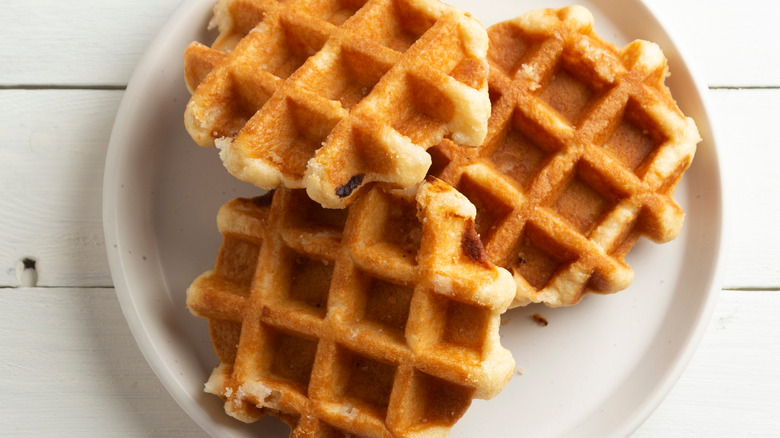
[184,0,491,208]
[187,179,514,437]
[427,6,699,307]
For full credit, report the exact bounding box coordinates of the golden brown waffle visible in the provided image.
[184,0,491,209]
[426,6,700,307]
[186,178,515,437]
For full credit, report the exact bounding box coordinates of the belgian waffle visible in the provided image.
[427,6,700,307]
[184,0,491,209]
[186,178,515,437]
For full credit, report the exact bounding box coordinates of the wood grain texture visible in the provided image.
[0,0,777,87]
[0,288,207,437]
[712,88,780,289]
[0,0,181,87]
[0,288,776,437]
[646,0,780,87]
[0,90,119,287]
[635,290,780,437]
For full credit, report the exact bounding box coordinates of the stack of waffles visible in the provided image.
[183,1,699,436]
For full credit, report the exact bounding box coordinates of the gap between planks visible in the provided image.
[0,84,126,90]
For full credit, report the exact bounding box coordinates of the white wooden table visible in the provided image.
[1,0,778,436]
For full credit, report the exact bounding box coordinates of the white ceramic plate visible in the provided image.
[103,0,726,436]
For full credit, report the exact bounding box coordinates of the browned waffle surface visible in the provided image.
[184,0,491,209]
[426,6,700,307]
[186,178,515,437]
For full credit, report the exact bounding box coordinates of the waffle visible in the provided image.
[186,177,516,437]
[184,0,491,209]
[426,6,700,307]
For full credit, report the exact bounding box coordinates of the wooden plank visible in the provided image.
[646,0,780,87]
[710,88,780,289]
[0,0,778,87]
[0,287,776,436]
[0,0,180,86]
[0,87,775,288]
[0,90,120,287]
[0,287,207,437]
[635,290,780,437]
